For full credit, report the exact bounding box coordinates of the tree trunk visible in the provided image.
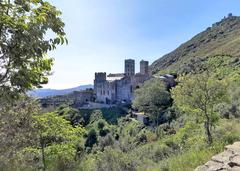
[204,120,212,144]
[40,135,46,171]
[203,102,213,144]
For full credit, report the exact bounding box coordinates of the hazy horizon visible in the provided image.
[43,0,240,89]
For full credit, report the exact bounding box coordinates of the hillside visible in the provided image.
[28,84,93,98]
[150,14,240,74]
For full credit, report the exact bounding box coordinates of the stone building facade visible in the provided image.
[94,59,150,104]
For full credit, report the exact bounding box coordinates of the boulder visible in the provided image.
[212,151,233,163]
[205,160,224,170]
[195,142,240,171]
[195,165,208,171]
[229,155,240,167]
[226,142,240,155]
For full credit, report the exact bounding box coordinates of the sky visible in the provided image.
[44,0,240,89]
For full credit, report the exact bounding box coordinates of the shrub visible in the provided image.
[99,134,115,150]
[98,120,105,130]
[95,147,136,171]
[85,129,98,149]
[99,129,110,137]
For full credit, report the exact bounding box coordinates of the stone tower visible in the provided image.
[140,60,149,75]
[94,72,106,83]
[125,59,135,77]
[94,72,106,92]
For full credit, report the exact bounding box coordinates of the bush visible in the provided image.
[95,147,136,171]
[85,129,98,149]
[135,134,147,144]
[99,134,115,150]
[98,120,105,130]
[99,129,110,137]
[156,143,224,171]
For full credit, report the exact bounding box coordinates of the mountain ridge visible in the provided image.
[150,14,240,74]
[29,84,93,98]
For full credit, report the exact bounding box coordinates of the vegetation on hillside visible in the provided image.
[133,78,173,125]
[150,15,240,75]
[1,54,240,171]
[1,2,240,170]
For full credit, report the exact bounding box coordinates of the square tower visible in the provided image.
[94,72,106,83]
[125,59,135,77]
[94,72,106,93]
[140,60,149,75]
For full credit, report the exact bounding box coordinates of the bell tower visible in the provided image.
[140,60,149,75]
[124,59,135,77]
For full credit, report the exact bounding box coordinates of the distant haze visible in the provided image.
[29,85,93,98]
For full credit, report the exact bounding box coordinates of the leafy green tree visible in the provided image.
[98,120,105,130]
[133,78,172,125]
[56,106,82,126]
[34,112,85,170]
[85,129,98,149]
[99,134,115,150]
[0,95,39,170]
[0,101,85,171]
[171,73,227,144]
[0,0,66,98]
[89,110,103,124]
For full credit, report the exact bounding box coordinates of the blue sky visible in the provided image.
[45,0,240,89]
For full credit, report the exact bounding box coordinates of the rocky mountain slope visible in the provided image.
[150,14,240,74]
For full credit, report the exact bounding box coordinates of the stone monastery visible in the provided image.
[40,59,176,108]
[94,59,150,104]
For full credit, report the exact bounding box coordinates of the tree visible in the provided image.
[34,112,85,171]
[85,129,98,149]
[0,104,85,171]
[99,134,114,150]
[98,120,105,130]
[0,0,66,98]
[57,106,82,126]
[0,95,40,170]
[171,72,227,144]
[89,110,103,124]
[133,78,172,125]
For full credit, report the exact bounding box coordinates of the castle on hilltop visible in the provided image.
[94,59,150,104]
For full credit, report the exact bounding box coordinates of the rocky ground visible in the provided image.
[195,142,240,171]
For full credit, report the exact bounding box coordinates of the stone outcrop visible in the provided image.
[195,142,240,171]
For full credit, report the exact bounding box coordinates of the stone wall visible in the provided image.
[195,142,240,171]
[40,89,94,108]
[116,76,133,103]
[95,81,117,103]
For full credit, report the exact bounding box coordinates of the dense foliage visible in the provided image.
[0,2,240,169]
[133,78,173,125]
[172,73,227,144]
[2,54,240,171]
[0,0,66,99]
